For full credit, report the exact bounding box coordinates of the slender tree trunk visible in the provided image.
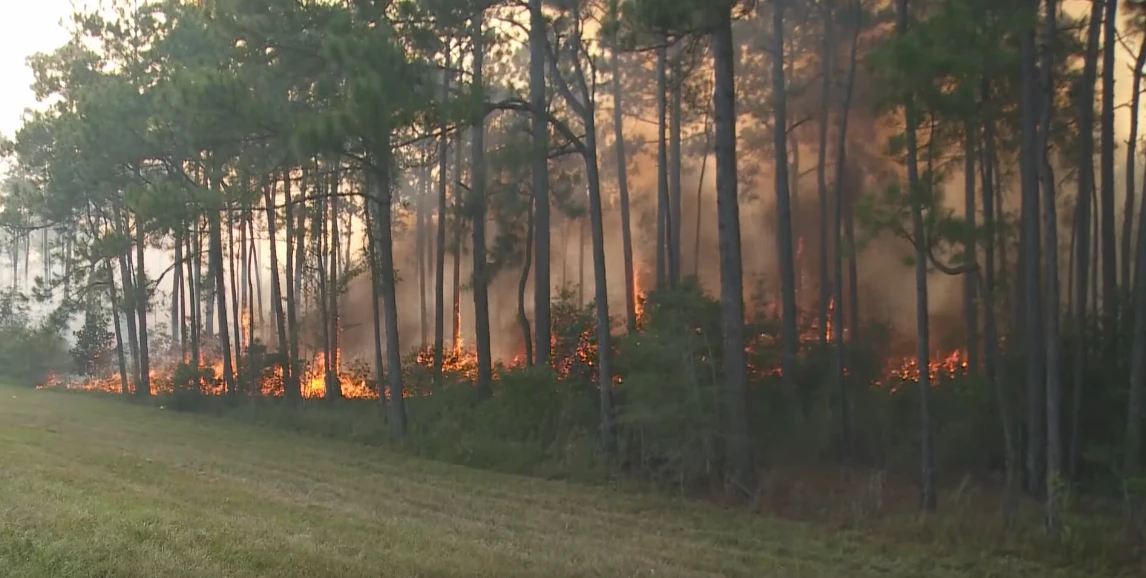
[228,206,242,390]
[610,7,637,333]
[817,8,834,345]
[981,76,1018,526]
[1020,0,1046,499]
[374,134,407,437]
[107,262,129,396]
[284,172,301,400]
[519,197,535,366]
[1039,0,1063,533]
[453,120,465,352]
[830,0,858,455]
[417,166,429,347]
[656,36,670,289]
[173,228,183,350]
[434,51,451,383]
[530,0,551,368]
[964,122,980,372]
[582,113,617,453]
[471,19,494,398]
[896,0,936,510]
[669,45,683,288]
[578,219,586,304]
[694,86,712,278]
[209,178,236,396]
[1123,38,1146,291]
[1101,0,1119,363]
[315,172,333,399]
[328,166,343,399]
[134,216,151,397]
[772,0,803,423]
[713,7,752,491]
[1068,2,1100,481]
[190,216,201,391]
[265,178,292,397]
[363,173,387,405]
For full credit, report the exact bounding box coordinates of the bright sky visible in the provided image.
[0,0,76,139]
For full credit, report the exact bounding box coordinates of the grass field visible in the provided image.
[0,386,1114,578]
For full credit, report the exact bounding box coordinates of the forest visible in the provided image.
[0,0,1144,564]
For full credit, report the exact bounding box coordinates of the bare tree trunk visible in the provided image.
[190,216,201,390]
[964,121,980,372]
[1100,0,1119,363]
[417,166,429,347]
[669,45,682,288]
[772,0,803,423]
[173,228,183,350]
[228,205,242,389]
[471,19,494,399]
[1123,37,1146,291]
[134,216,151,397]
[1039,0,1063,533]
[519,197,535,366]
[434,50,451,383]
[284,172,301,400]
[107,262,129,396]
[1020,0,1046,499]
[374,134,407,437]
[209,189,236,395]
[713,7,752,491]
[265,177,292,398]
[896,0,936,511]
[656,36,669,289]
[610,3,637,333]
[363,171,387,405]
[1126,146,1146,475]
[830,0,859,455]
[328,165,343,398]
[817,7,834,345]
[981,77,1018,526]
[530,0,552,368]
[1068,0,1100,483]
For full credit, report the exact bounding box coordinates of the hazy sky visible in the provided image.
[0,0,75,139]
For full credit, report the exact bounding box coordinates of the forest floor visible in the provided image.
[0,386,1117,578]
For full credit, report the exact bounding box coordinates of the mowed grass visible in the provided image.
[0,387,1098,578]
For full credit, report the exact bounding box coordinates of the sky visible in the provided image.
[0,0,76,139]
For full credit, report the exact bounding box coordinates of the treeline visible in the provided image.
[0,0,1143,546]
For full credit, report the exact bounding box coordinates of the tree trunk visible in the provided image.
[817,8,834,345]
[363,172,387,406]
[375,135,407,437]
[107,261,129,396]
[656,36,670,290]
[1020,0,1046,499]
[417,166,429,347]
[1123,37,1146,291]
[228,205,242,390]
[771,0,803,423]
[713,8,752,491]
[831,0,859,455]
[519,196,535,366]
[134,215,151,397]
[265,177,292,398]
[209,178,236,395]
[1039,0,1063,534]
[434,50,451,383]
[669,45,683,288]
[896,0,936,511]
[471,19,494,399]
[980,76,1018,525]
[190,216,201,391]
[964,121,980,372]
[1100,0,1119,363]
[284,172,301,400]
[610,4,637,333]
[328,166,343,399]
[173,227,183,350]
[530,0,552,368]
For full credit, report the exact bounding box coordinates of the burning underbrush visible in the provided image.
[39,283,971,403]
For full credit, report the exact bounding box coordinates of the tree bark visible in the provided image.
[264,177,292,398]
[669,44,683,288]
[610,3,636,333]
[374,134,407,437]
[1100,0,1119,363]
[1123,36,1146,291]
[772,0,803,423]
[964,122,979,372]
[817,8,834,345]
[471,18,494,398]
[434,50,451,383]
[530,0,552,368]
[209,184,236,396]
[897,0,936,510]
[519,197,535,366]
[656,36,670,290]
[713,7,752,491]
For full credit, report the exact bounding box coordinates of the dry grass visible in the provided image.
[0,386,1113,577]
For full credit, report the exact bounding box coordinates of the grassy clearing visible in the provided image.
[0,387,1119,577]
